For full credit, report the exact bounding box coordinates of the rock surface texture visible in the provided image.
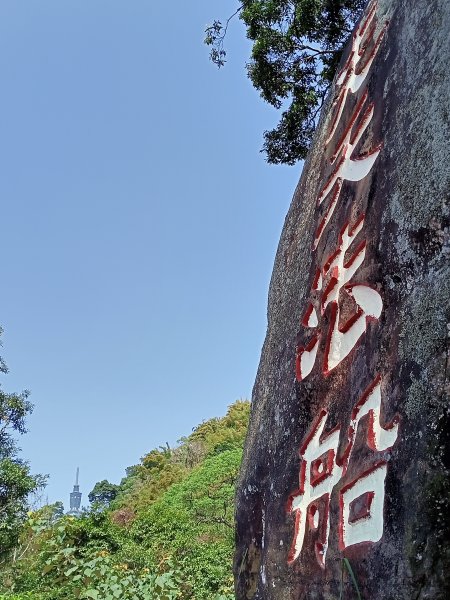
[234,1,450,598]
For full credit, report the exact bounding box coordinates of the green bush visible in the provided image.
[132,450,242,599]
[0,401,249,600]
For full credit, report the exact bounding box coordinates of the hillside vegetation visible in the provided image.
[0,400,250,600]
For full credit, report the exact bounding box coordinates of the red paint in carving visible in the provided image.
[322,298,370,376]
[314,494,331,569]
[348,213,366,237]
[287,0,397,568]
[332,91,369,162]
[351,375,381,419]
[302,303,315,327]
[322,303,337,376]
[287,509,302,564]
[338,460,387,551]
[295,334,320,381]
[339,306,365,334]
[348,490,375,523]
[311,449,336,487]
[322,215,365,278]
[308,503,319,530]
[314,181,343,250]
[312,268,323,291]
[299,409,329,456]
[320,214,383,375]
[326,89,349,148]
[349,102,375,148]
[337,424,356,475]
[316,97,380,246]
[321,274,339,314]
[288,494,331,568]
[359,1,378,41]
[287,462,307,512]
[350,375,400,452]
[317,155,346,205]
[357,21,389,74]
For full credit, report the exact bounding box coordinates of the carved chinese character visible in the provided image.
[325,1,388,149]
[314,92,382,249]
[287,410,342,567]
[288,379,399,567]
[339,378,399,548]
[296,214,382,381]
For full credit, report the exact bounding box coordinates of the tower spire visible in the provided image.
[67,467,82,516]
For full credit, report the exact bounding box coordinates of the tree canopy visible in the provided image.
[0,327,46,558]
[205,0,366,165]
[88,480,120,506]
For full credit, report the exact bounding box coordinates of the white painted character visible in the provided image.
[287,410,342,568]
[339,379,399,549]
[296,215,382,381]
[325,0,388,149]
[288,379,399,566]
[314,91,382,249]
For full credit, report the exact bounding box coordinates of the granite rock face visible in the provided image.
[234,1,450,599]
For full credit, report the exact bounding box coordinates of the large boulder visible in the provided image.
[234,1,450,598]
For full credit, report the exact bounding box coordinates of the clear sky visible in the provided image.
[0,1,301,507]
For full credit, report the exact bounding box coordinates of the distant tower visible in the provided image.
[67,467,82,516]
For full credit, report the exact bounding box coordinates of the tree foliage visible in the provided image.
[131,450,242,599]
[110,400,250,516]
[0,327,46,559]
[88,481,120,507]
[0,400,249,600]
[205,0,366,164]
[1,509,184,599]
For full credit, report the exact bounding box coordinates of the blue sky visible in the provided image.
[0,1,301,507]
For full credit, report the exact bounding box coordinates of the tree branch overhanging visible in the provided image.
[205,1,366,164]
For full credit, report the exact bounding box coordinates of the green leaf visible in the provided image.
[84,590,100,599]
[343,558,363,600]
[42,563,54,575]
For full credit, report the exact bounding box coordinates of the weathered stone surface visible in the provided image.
[234,1,450,598]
